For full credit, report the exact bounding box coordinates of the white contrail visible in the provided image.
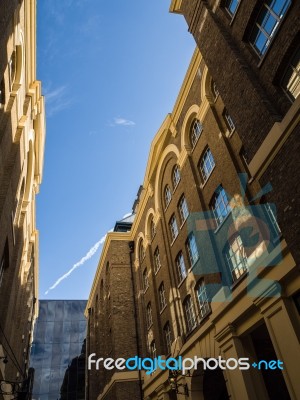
[44,234,107,295]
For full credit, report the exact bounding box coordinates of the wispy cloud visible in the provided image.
[44,85,72,117]
[110,117,136,127]
[44,234,108,295]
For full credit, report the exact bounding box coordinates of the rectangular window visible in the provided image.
[225,0,240,16]
[225,235,248,282]
[186,234,199,267]
[169,214,179,242]
[224,110,235,133]
[154,247,161,274]
[264,203,281,239]
[150,341,157,359]
[281,46,300,101]
[249,0,291,57]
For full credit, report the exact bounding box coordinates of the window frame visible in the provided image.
[164,322,173,354]
[159,282,167,311]
[143,268,149,292]
[199,147,216,184]
[183,295,197,333]
[224,0,240,18]
[281,45,300,102]
[196,280,211,320]
[249,0,292,58]
[139,241,145,263]
[164,185,172,209]
[146,302,153,329]
[176,251,187,284]
[172,165,181,190]
[225,235,248,282]
[154,247,161,274]
[150,218,156,240]
[178,195,189,226]
[169,214,179,243]
[211,186,231,227]
[150,340,157,359]
[224,110,236,134]
[190,119,203,149]
[186,233,199,267]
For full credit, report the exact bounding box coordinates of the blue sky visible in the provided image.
[37,0,195,299]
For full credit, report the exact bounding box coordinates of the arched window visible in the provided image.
[196,279,210,319]
[224,235,248,282]
[164,185,172,208]
[178,195,189,225]
[164,322,172,354]
[150,218,156,239]
[183,295,197,333]
[211,186,231,226]
[172,165,181,189]
[169,214,179,242]
[211,80,219,100]
[190,119,203,148]
[139,241,145,263]
[176,251,187,283]
[146,302,153,329]
[199,147,215,183]
[158,282,167,311]
[154,247,161,274]
[143,268,149,291]
[186,233,199,267]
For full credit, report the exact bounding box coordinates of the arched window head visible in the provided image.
[190,119,203,148]
[172,165,181,189]
[139,241,145,263]
[164,185,172,208]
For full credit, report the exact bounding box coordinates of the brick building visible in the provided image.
[86,41,300,400]
[0,0,45,397]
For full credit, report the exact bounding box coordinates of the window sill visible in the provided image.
[225,128,235,138]
[147,324,153,331]
[154,266,161,276]
[177,276,187,288]
[170,234,179,246]
[191,131,203,152]
[230,270,248,290]
[172,180,181,194]
[159,305,167,315]
[188,257,199,273]
[144,286,149,294]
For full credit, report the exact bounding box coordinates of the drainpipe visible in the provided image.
[86,307,91,400]
[128,241,143,400]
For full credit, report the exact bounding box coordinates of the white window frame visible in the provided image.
[164,322,172,354]
[178,195,189,225]
[154,247,161,274]
[199,147,215,183]
[143,268,149,291]
[172,165,181,189]
[249,0,291,58]
[224,110,235,133]
[190,119,203,148]
[176,252,187,283]
[159,282,167,311]
[196,280,210,319]
[169,214,179,242]
[186,233,199,267]
[147,303,153,329]
[150,340,157,359]
[184,296,197,333]
[281,46,300,101]
[211,186,231,227]
[225,0,240,17]
[164,185,172,208]
[225,235,248,282]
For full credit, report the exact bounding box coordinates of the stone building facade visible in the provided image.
[86,2,300,399]
[0,0,45,397]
